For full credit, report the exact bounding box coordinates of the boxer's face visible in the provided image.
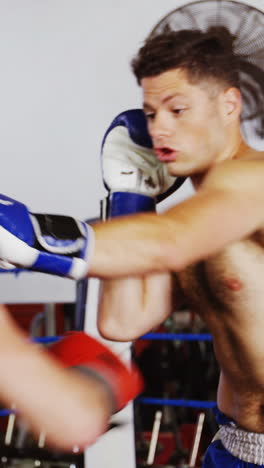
[142,68,238,177]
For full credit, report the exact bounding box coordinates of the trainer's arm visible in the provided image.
[90,157,264,278]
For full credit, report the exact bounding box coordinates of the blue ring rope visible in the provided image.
[32,336,62,344]
[0,398,216,417]
[141,333,212,341]
[138,397,216,409]
[0,409,15,416]
[32,333,213,344]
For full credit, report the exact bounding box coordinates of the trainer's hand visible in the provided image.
[0,194,94,279]
[0,311,143,451]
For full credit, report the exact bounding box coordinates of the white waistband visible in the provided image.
[219,424,264,465]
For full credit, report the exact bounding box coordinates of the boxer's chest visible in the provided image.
[178,229,264,321]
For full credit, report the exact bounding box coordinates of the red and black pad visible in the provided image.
[48,331,144,412]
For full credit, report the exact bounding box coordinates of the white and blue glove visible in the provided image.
[0,194,93,279]
[102,109,185,218]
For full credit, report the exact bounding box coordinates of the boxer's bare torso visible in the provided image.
[97,129,264,434]
[178,150,264,433]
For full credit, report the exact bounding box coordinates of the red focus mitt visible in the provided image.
[48,331,143,413]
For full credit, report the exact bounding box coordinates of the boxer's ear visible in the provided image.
[220,87,242,123]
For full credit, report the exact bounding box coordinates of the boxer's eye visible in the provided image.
[172,108,186,116]
[145,112,155,121]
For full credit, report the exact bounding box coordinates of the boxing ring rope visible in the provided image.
[138,398,216,409]
[0,399,216,417]
[30,332,213,344]
[140,333,212,341]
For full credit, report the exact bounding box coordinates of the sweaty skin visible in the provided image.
[97,69,264,434]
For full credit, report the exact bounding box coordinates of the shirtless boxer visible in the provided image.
[97,29,264,467]
[0,27,264,464]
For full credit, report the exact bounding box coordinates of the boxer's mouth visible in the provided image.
[154,147,178,162]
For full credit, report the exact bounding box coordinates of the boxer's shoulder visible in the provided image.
[201,148,264,193]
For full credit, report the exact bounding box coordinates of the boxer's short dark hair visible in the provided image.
[131,27,240,90]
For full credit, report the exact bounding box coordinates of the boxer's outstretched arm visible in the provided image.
[90,157,264,278]
[0,157,263,280]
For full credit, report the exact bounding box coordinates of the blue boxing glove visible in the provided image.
[102,109,185,218]
[0,194,94,279]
